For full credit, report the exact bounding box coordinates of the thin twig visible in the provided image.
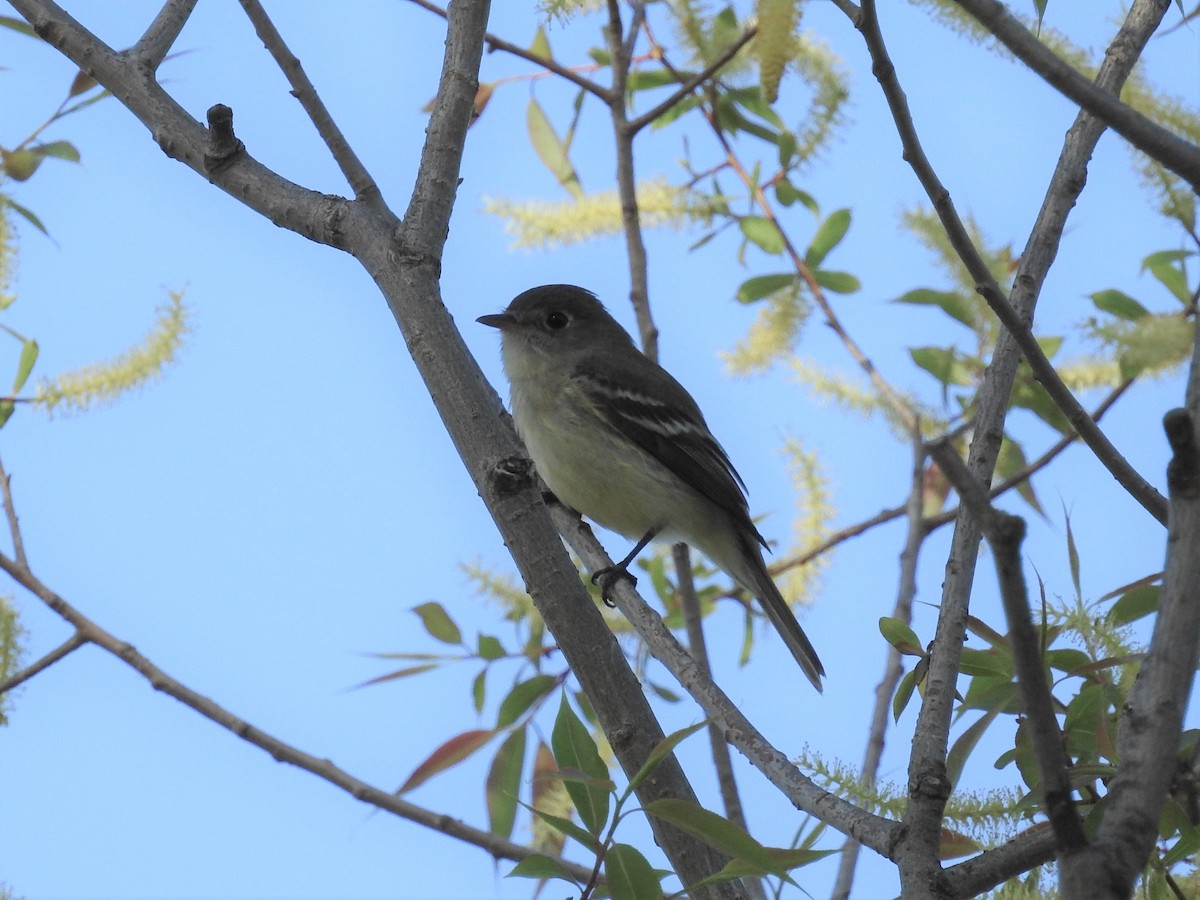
[237,0,381,203]
[0,551,595,880]
[767,377,1135,582]
[548,505,902,855]
[952,0,1200,192]
[832,427,928,899]
[405,0,612,103]
[866,0,1168,525]
[626,27,757,135]
[672,544,766,900]
[603,0,658,357]
[0,453,27,568]
[0,631,87,695]
[128,0,199,70]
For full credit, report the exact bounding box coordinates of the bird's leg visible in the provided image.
[591,527,659,607]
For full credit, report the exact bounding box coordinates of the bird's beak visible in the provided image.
[476,312,516,331]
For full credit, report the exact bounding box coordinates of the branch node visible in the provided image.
[1164,408,1200,499]
[204,104,245,174]
[488,455,534,499]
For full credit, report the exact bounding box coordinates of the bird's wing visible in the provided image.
[573,357,762,543]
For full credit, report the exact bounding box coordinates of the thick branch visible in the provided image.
[952,0,1200,192]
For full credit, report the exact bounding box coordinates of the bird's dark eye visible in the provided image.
[544,310,570,330]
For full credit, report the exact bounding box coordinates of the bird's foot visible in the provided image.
[591,565,637,607]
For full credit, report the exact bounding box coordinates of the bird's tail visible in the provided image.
[725,539,825,692]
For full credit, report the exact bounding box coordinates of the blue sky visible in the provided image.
[1,2,1198,898]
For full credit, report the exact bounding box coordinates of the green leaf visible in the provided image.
[0,15,37,37]
[774,178,817,212]
[946,708,1000,788]
[1064,504,1082,602]
[893,668,917,722]
[524,801,603,851]
[506,853,581,884]
[1109,584,1159,626]
[496,674,558,729]
[33,140,80,162]
[959,647,1012,678]
[398,728,496,793]
[0,196,48,235]
[895,288,978,330]
[911,346,974,388]
[739,215,785,255]
[645,798,793,881]
[486,728,526,839]
[13,338,38,394]
[995,436,1043,515]
[2,149,42,182]
[528,26,552,61]
[605,843,664,900]
[526,98,583,199]
[813,270,860,294]
[471,668,486,714]
[1142,249,1193,305]
[736,273,795,304]
[477,633,505,661]
[626,720,709,798]
[627,68,679,92]
[412,601,462,645]
[879,616,923,656]
[805,208,850,267]
[1091,289,1149,321]
[551,695,610,835]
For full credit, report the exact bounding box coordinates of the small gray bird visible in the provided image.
[478,284,824,691]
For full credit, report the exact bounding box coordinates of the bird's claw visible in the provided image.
[591,566,637,607]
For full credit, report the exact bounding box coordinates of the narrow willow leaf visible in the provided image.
[496,673,558,729]
[645,798,793,881]
[896,288,977,330]
[13,338,38,393]
[1091,288,1149,321]
[1108,584,1159,626]
[506,854,580,884]
[526,98,583,198]
[398,728,496,794]
[625,720,709,798]
[551,695,610,835]
[486,728,526,839]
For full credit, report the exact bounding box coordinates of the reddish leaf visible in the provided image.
[398,728,495,794]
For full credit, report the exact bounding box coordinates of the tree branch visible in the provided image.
[952,0,1200,192]
[549,504,902,857]
[237,0,380,202]
[128,0,198,70]
[928,439,1087,861]
[0,551,597,881]
[626,26,757,136]
[0,630,86,695]
[844,0,1172,891]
